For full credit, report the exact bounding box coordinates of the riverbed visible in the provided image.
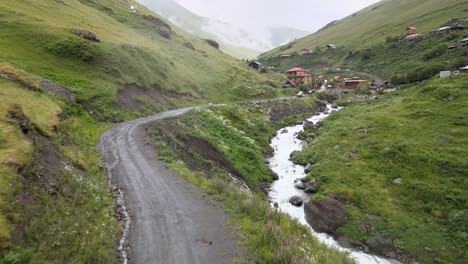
[268,104,397,264]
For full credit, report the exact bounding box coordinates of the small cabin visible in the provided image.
[405,26,417,36]
[283,80,297,88]
[279,54,291,59]
[299,49,314,56]
[248,61,262,70]
[326,44,336,50]
[403,34,422,41]
[344,77,366,89]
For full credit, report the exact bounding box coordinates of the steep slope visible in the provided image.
[262,0,467,56]
[137,0,309,59]
[294,76,468,264]
[0,0,280,122]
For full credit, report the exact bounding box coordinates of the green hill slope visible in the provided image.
[0,0,280,121]
[294,76,468,264]
[262,0,467,56]
[0,0,283,262]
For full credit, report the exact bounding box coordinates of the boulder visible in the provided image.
[303,121,320,132]
[290,150,299,159]
[304,198,348,233]
[304,180,317,194]
[365,236,396,258]
[72,28,101,42]
[304,163,312,174]
[268,168,279,181]
[334,145,341,150]
[289,195,303,206]
[183,41,195,50]
[332,104,339,109]
[158,27,172,39]
[294,182,305,190]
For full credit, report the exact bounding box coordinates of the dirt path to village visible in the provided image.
[98,108,239,264]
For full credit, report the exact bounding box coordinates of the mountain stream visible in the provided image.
[268,104,398,264]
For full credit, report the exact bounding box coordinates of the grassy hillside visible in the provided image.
[262,0,467,57]
[294,76,468,263]
[0,0,283,262]
[0,0,281,121]
[259,0,467,87]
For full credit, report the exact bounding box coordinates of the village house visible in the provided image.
[248,60,262,71]
[403,33,423,41]
[405,26,417,36]
[279,54,291,59]
[299,49,314,56]
[334,76,344,87]
[326,44,336,50]
[343,77,366,89]
[286,66,313,84]
[460,66,468,73]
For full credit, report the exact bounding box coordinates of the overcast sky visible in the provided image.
[173,0,381,32]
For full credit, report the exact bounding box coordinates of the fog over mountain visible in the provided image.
[136,0,312,58]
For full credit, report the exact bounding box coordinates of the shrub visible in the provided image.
[423,44,446,61]
[48,37,100,63]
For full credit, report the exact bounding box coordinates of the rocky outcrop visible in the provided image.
[158,27,172,39]
[304,163,312,174]
[289,195,304,207]
[72,29,101,42]
[184,41,195,50]
[304,198,348,233]
[366,237,397,258]
[290,150,299,159]
[204,39,219,49]
[303,121,320,132]
[143,15,172,39]
[268,167,279,181]
[40,79,76,103]
[303,180,317,194]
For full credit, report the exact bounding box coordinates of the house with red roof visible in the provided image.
[286,66,313,84]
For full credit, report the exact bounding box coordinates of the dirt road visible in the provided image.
[99,108,239,264]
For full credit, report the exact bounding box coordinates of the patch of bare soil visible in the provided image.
[117,84,192,111]
[40,79,76,103]
[117,84,164,111]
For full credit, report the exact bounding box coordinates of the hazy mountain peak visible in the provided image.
[137,0,309,58]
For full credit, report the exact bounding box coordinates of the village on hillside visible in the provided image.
[247,22,468,96]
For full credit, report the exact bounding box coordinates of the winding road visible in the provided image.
[98,108,239,264]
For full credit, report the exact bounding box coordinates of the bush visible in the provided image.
[48,37,100,63]
[423,44,446,61]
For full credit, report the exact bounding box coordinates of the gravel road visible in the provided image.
[99,108,239,264]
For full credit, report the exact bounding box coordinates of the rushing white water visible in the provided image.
[268,104,397,264]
